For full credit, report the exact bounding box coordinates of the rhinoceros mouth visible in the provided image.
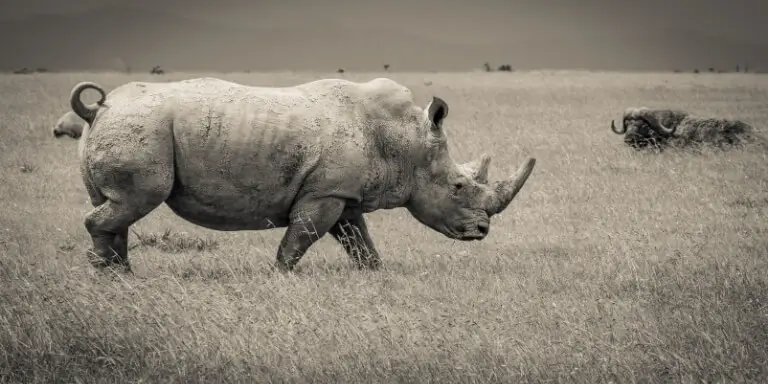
[459,233,486,241]
[451,221,489,241]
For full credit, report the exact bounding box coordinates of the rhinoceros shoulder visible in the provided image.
[364,78,415,100]
[356,78,419,119]
[176,77,243,88]
[179,77,225,83]
[284,77,418,119]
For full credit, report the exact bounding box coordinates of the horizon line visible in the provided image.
[4,69,767,75]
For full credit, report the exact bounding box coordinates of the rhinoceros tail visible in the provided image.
[70,81,106,126]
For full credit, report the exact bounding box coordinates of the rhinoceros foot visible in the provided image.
[86,248,133,274]
[328,215,382,270]
[85,231,133,274]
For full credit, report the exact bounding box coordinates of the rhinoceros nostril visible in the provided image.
[477,223,489,235]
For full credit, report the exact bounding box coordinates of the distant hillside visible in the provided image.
[1,6,767,72]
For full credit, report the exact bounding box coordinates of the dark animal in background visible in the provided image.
[611,107,761,150]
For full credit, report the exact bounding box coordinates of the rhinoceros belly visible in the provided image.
[164,176,294,231]
[163,100,319,231]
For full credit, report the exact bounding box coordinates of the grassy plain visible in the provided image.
[1,70,767,383]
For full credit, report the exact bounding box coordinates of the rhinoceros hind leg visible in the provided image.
[112,228,129,267]
[82,129,175,273]
[85,198,164,273]
[85,225,131,273]
[328,214,382,270]
[275,197,347,272]
[83,171,172,273]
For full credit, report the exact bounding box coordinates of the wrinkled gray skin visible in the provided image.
[611,107,758,150]
[53,110,88,139]
[71,77,537,273]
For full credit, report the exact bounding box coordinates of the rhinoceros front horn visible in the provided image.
[486,157,536,216]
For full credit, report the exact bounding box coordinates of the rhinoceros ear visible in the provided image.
[427,96,449,131]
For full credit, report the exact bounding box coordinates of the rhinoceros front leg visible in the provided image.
[275,197,346,271]
[328,214,382,270]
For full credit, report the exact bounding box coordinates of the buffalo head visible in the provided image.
[611,107,678,149]
[405,96,536,241]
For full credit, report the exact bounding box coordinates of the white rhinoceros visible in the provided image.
[69,77,536,273]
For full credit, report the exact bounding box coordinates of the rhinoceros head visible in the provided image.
[405,96,536,241]
[611,107,677,148]
[52,111,86,139]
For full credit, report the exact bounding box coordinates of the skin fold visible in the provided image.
[69,77,537,273]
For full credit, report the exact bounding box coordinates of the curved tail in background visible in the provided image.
[70,81,107,126]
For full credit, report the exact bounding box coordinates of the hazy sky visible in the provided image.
[1,0,766,71]
[2,0,766,44]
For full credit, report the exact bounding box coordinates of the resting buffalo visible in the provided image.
[68,77,537,273]
[611,107,760,150]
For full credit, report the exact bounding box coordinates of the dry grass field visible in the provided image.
[1,70,767,383]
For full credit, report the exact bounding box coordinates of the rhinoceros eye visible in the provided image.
[453,183,464,192]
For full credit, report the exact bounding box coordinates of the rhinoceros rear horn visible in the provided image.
[487,157,536,216]
[460,154,492,184]
[474,154,491,184]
